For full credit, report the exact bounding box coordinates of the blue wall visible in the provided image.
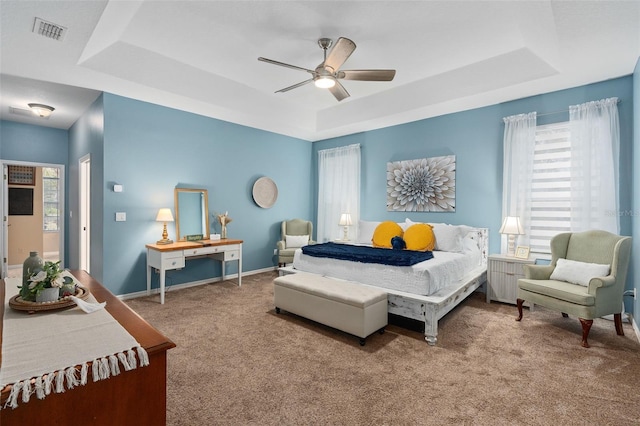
[0,120,70,261]
[95,94,312,295]
[312,76,635,311]
[2,75,636,314]
[68,95,105,280]
[0,120,68,165]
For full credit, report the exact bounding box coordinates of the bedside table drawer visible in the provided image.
[487,255,535,306]
[490,260,527,276]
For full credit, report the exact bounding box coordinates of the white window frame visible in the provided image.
[42,167,60,232]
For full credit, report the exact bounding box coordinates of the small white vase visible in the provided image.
[36,287,59,303]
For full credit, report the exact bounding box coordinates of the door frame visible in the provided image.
[79,154,91,273]
[1,159,66,278]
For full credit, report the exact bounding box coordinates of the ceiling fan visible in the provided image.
[258,37,396,102]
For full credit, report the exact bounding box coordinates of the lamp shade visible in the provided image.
[499,216,524,235]
[339,213,352,226]
[156,208,174,222]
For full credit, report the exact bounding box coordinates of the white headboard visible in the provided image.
[468,228,489,267]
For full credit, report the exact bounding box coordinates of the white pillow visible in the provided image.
[285,234,309,248]
[550,258,610,286]
[431,223,463,252]
[356,220,380,244]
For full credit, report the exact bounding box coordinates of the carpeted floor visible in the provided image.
[126,271,640,425]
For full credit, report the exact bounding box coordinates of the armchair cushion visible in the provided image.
[518,278,596,306]
[549,258,610,287]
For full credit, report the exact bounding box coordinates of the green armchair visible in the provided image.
[516,230,632,348]
[277,219,315,267]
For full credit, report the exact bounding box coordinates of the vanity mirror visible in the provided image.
[174,188,210,241]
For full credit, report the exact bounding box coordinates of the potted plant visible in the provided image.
[19,260,75,302]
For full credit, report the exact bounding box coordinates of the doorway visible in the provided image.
[2,161,65,278]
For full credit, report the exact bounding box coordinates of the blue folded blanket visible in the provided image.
[301,242,433,266]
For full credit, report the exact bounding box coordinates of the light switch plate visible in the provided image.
[115,212,126,222]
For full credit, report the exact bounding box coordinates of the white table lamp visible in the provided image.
[156,208,174,244]
[338,213,352,241]
[499,216,524,256]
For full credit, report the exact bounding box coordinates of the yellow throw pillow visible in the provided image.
[372,221,404,248]
[404,223,436,251]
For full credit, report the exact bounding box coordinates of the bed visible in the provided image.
[281,221,488,345]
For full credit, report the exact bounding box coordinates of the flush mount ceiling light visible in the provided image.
[28,103,55,118]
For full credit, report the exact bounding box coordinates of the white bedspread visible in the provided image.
[293,246,481,296]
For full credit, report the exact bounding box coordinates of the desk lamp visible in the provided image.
[156,208,174,245]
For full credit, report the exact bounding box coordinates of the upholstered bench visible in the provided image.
[273,273,388,346]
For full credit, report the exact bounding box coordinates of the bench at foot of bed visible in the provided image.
[273,272,388,346]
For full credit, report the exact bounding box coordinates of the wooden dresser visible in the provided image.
[0,270,176,425]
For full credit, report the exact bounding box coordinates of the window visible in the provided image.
[43,167,60,231]
[503,98,619,256]
[529,122,572,254]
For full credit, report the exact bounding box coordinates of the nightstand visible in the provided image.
[486,254,536,306]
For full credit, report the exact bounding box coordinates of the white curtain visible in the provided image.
[501,112,537,253]
[317,144,360,243]
[568,97,620,234]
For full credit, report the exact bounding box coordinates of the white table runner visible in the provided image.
[0,272,148,409]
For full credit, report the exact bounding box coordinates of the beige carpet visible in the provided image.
[126,271,640,425]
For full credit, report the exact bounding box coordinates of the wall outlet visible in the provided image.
[115,212,126,222]
[634,288,637,300]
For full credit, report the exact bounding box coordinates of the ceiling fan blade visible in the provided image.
[328,80,350,102]
[258,57,314,74]
[275,79,314,93]
[323,37,356,72]
[337,69,396,81]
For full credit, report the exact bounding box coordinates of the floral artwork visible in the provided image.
[386,155,456,212]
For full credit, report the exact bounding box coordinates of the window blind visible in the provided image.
[530,122,572,254]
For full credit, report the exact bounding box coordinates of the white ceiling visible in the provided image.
[1,1,639,141]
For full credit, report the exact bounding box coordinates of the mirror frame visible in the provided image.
[174,188,210,241]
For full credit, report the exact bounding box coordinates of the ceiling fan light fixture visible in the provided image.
[28,103,55,118]
[314,76,335,89]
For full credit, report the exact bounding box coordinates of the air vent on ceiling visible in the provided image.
[9,106,50,120]
[33,17,67,41]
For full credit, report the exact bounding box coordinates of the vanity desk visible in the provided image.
[146,239,243,304]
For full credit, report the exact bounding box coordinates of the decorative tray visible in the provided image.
[9,286,91,313]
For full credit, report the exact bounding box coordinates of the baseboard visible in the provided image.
[630,313,640,344]
[117,266,278,301]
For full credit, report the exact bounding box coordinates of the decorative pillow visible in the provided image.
[403,223,436,251]
[431,223,462,252]
[356,220,381,244]
[550,258,610,286]
[391,236,406,250]
[285,234,309,249]
[372,221,403,248]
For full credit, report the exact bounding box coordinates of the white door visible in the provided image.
[80,155,91,273]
